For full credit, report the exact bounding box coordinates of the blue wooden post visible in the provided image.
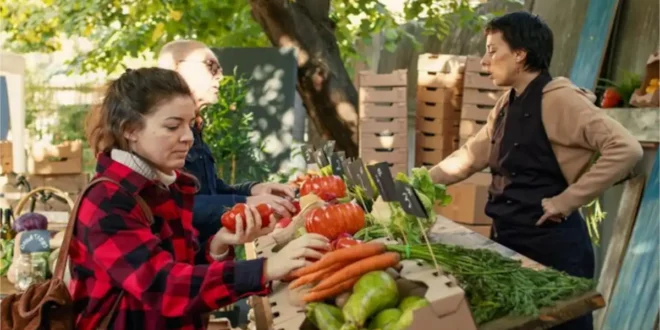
[568,0,622,91]
[602,149,659,330]
[0,75,9,140]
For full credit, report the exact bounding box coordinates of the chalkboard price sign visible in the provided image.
[19,229,51,254]
[330,153,345,177]
[323,140,336,156]
[314,149,330,168]
[367,162,396,202]
[348,159,375,199]
[301,145,315,164]
[395,181,428,218]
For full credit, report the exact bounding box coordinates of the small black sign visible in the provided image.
[349,159,375,199]
[323,140,336,156]
[330,153,345,177]
[342,159,355,186]
[367,162,397,202]
[301,145,315,164]
[314,149,330,168]
[395,181,429,218]
[19,229,51,253]
[336,151,346,161]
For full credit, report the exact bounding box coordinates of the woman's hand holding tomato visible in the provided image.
[213,204,277,253]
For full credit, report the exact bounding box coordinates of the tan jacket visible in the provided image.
[430,77,644,216]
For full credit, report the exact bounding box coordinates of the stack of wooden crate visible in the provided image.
[459,56,506,146]
[415,54,465,167]
[358,70,409,175]
[0,141,12,175]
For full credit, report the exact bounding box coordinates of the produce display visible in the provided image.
[300,175,347,202]
[221,203,274,232]
[248,158,599,329]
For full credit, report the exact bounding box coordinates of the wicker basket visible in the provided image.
[13,186,75,232]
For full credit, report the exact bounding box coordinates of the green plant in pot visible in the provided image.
[201,69,271,186]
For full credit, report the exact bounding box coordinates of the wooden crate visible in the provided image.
[28,140,84,175]
[0,141,12,175]
[465,56,485,73]
[464,71,506,90]
[417,53,466,73]
[360,118,407,134]
[416,131,459,150]
[417,117,460,136]
[461,104,493,121]
[417,86,462,107]
[459,119,487,139]
[359,87,407,103]
[360,147,407,165]
[358,70,407,87]
[360,102,407,119]
[462,88,504,106]
[418,71,464,90]
[416,146,456,167]
[360,131,407,149]
[417,100,461,121]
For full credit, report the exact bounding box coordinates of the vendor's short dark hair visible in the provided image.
[485,11,553,72]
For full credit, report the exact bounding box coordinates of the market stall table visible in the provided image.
[246,214,605,330]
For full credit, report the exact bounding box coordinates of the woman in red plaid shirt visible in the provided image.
[69,67,329,329]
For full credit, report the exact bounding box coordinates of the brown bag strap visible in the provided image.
[52,176,154,329]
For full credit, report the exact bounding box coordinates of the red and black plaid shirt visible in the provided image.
[68,153,270,330]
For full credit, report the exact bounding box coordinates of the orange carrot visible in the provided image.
[290,242,386,278]
[288,263,345,290]
[302,276,359,303]
[312,252,400,292]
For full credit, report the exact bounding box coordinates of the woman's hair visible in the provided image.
[485,11,554,72]
[86,67,193,154]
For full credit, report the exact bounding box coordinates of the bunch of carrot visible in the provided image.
[286,242,401,303]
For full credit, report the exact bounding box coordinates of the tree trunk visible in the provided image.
[249,0,359,157]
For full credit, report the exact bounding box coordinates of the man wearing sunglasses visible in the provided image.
[157,40,297,255]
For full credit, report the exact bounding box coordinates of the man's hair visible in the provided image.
[157,40,209,70]
[485,11,554,72]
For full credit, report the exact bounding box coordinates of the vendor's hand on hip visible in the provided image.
[247,194,296,218]
[536,198,566,226]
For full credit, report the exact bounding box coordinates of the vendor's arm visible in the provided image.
[82,186,270,317]
[220,178,258,196]
[429,94,506,185]
[545,96,643,216]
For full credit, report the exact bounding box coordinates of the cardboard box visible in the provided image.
[463,71,506,90]
[417,53,466,73]
[360,87,407,103]
[458,223,492,238]
[417,117,460,136]
[28,140,83,175]
[247,236,477,330]
[0,141,12,175]
[461,104,493,121]
[462,88,504,107]
[436,172,492,225]
[417,101,461,121]
[459,120,486,139]
[360,147,407,165]
[359,70,407,87]
[360,102,407,119]
[360,118,407,134]
[360,132,408,149]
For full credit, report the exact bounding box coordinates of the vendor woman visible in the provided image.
[429,11,643,330]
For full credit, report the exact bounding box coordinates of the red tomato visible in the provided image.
[275,217,292,229]
[601,88,622,108]
[220,203,272,233]
[300,175,347,200]
[332,233,361,250]
[304,202,365,240]
[292,200,301,215]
